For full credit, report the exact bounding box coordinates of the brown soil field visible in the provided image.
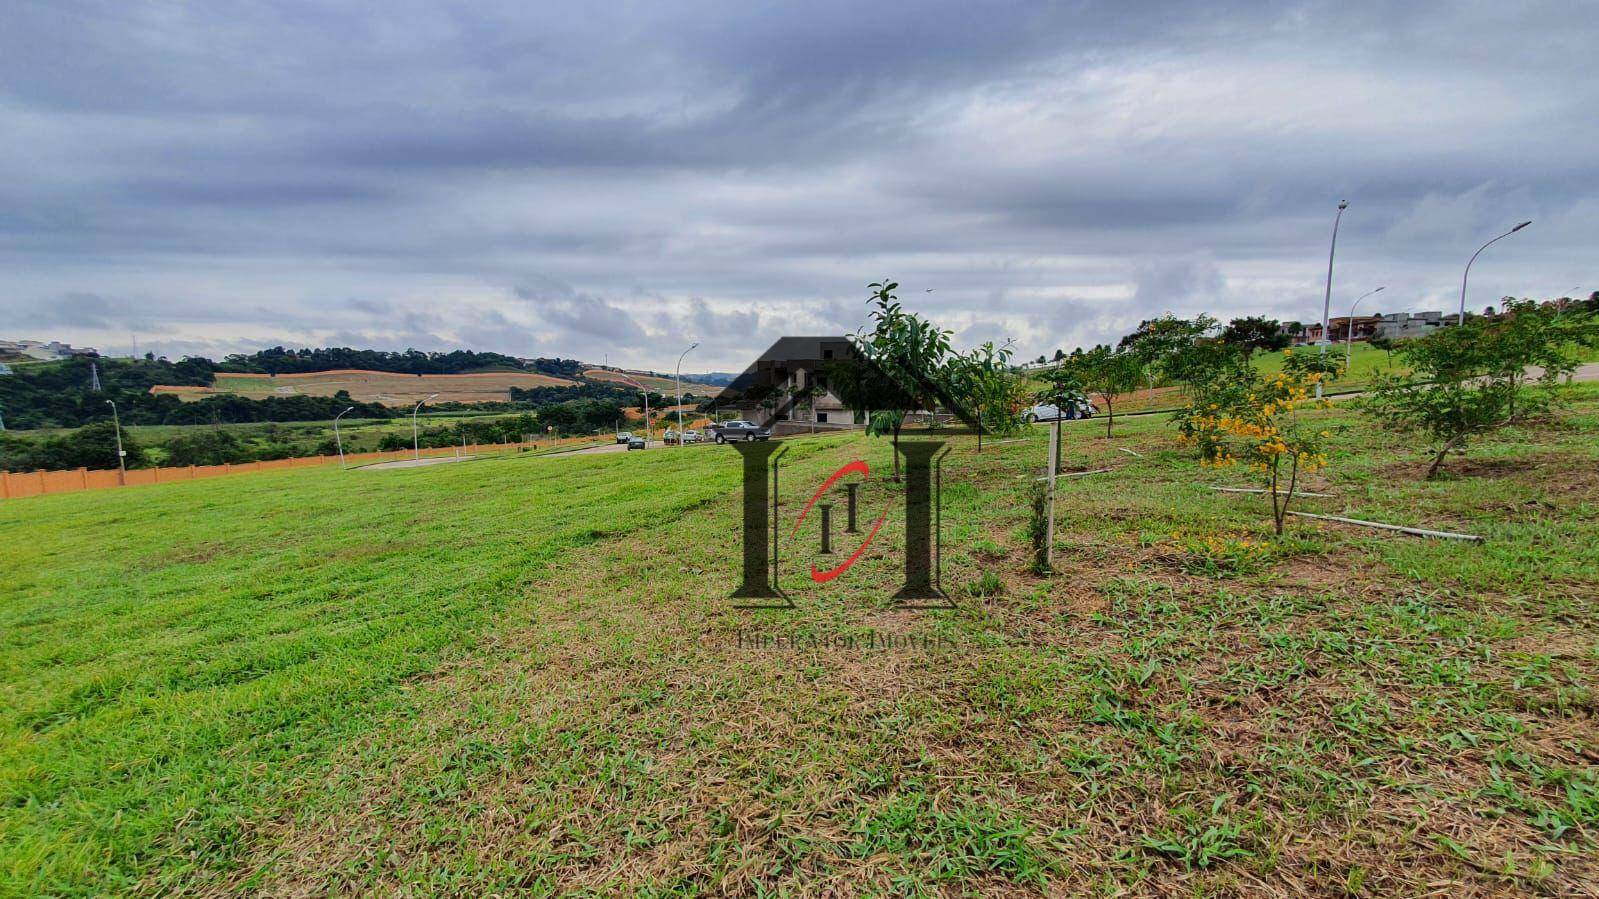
[190,369,577,406]
[584,368,721,395]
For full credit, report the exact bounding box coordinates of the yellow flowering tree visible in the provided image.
[1176,348,1341,535]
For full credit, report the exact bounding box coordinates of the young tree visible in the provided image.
[1060,344,1144,438]
[786,381,823,434]
[831,280,955,479]
[1119,314,1223,394]
[943,340,1025,450]
[829,361,913,480]
[1366,333,1396,366]
[852,280,954,423]
[1362,302,1598,478]
[1177,349,1341,535]
[1034,367,1090,469]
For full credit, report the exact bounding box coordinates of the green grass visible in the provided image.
[3,388,1598,895]
[1254,341,1402,390]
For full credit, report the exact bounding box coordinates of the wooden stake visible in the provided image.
[1287,511,1483,542]
[1045,421,1059,568]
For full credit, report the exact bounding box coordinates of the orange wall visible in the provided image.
[0,439,590,502]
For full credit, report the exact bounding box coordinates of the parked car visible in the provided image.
[663,429,680,445]
[683,429,702,444]
[710,420,772,443]
[1021,399,1096,423]
[627,436,647,450]
[615,431,633,444]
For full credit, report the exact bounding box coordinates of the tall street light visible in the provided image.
[620,374,650,444]
[105,399,126,484]
[1318,200,1349,398]
[1459,221,1532,325]
[412,393,439,460]
[333,405,355,469]
[1346,286,1386,362]
[674,342,698,448]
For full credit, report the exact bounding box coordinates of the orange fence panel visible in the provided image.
[2,437,570,502]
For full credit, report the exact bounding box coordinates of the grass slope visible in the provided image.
[3,387,1598,895]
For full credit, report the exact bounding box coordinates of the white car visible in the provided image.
[1021,400,1095,423]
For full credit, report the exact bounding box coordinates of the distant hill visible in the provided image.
[679,371,737,387]
[1,347,724,429]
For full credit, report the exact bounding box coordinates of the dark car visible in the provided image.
[627,436,647,450]
[710,420,771,443]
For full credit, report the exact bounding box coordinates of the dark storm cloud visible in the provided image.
[1,1,1595,368]
[13,293,141,332]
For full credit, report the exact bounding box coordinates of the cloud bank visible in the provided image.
[2,1,1595,368]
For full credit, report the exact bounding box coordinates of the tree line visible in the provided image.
[216,346,584,378]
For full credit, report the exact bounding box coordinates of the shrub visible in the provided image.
[1026,480,1051,575]
[1176,348,1340,535]
[1361,301,1599,478]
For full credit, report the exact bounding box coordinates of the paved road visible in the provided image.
[360,454,481,470]
[557,440,663,456]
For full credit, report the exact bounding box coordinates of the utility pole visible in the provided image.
[1460,222,1532,326]
[675,342,698,447]
[412,393,439,460]
[1318,200,1348,399]
[106,399,126,484]
[1346,287,1385,362]
[333,405,354,469]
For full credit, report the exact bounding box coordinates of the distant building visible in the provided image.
[1302,315,1383,344]
[1371,311,1450,341]
[1294,310,1461,346]
[0,339,99,361]
[720,336,861,433]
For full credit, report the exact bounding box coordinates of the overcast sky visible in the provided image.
[3,1,1595,371]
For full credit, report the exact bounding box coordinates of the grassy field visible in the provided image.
[3,386,1598,895]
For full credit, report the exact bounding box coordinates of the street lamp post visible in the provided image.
[674,342,698,448]
[1459,222,1532,326]
[412,393,439,460]
[1318,200,1349,398]
[105,399,126,484]
[333,405,355,469]
[1346,286,1386,363]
